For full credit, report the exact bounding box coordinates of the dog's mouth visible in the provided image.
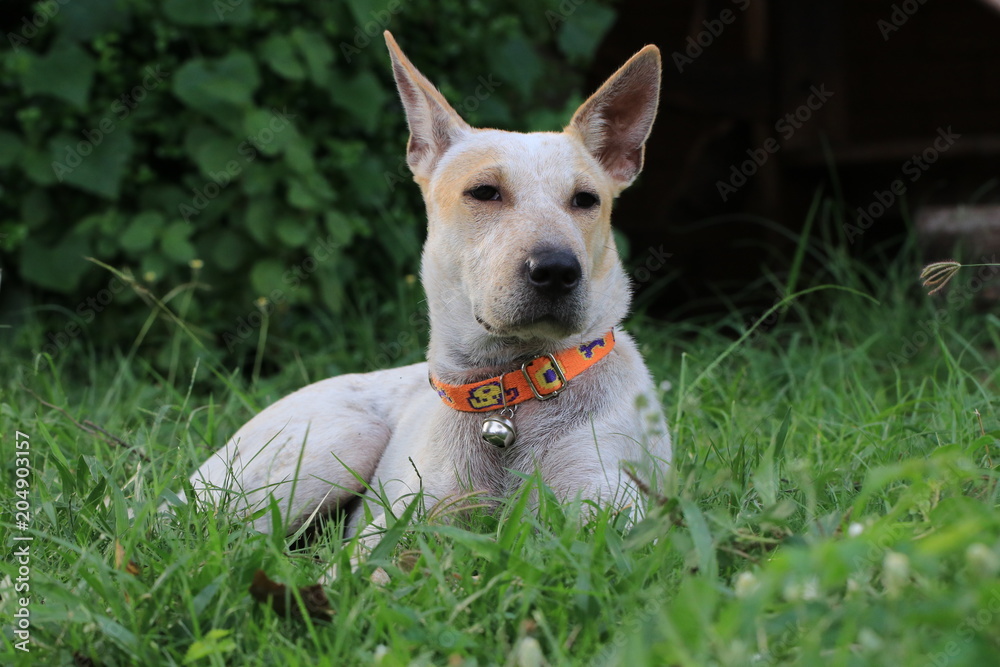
[475,311,583,341]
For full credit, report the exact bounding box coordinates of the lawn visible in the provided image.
[2,230,1000,666]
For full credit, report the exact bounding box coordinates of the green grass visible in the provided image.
[2,231,1000,666]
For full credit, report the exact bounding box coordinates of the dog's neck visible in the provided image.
[423,281,628,386]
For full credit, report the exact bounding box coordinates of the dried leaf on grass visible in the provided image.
[114,540,141,576]
[73,651,96,667]
[248,569,334,622]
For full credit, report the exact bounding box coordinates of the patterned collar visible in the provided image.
[429,330,616,412]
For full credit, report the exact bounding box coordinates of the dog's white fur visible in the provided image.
[188,32,671,558]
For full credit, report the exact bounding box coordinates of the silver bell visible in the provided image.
[482,414,517,448]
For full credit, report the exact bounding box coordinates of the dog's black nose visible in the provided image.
[526,250,582,297]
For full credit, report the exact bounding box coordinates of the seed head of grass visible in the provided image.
[920,260,962,295]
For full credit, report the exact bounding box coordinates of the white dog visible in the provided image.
[188,32,671,563]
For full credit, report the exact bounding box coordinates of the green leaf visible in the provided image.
[121,212,164,253]
[344,0,386,29]
[284,137,316,175]
[164,0,253,26]
[23,147,56,186]
[244,198,275,244]
[239,161,275,197]
[243,107,298,157]
[330,71,388,134]
[60,0,130,42]
[486,35,540,98]
[49,129,134,199]
[183,629,236,663]
[679,498,717,579]
[774,407,792,461]
[342,154,386,206]
[287,179,320,211]
[302,172,335,201]
[20,234,91,292]
[290,28,335,87]
[275,216,310,247]
[21,189,51,228]
[209,229,248,271]
[183,125,239,176]
[251,258,285,295]
[260,34,306,81]
[323,211,355,246]
[556,3,617,63]
[20,42,96,108]
[173,52,260,126]
[0,130,24,167]
[161,221,195,262]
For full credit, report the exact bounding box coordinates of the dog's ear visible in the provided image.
[567,45,661,189]
[384,31,471,181]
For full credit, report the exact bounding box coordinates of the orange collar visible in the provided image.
[430,330,616,412]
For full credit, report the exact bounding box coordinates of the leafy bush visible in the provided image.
[0,0,616,362]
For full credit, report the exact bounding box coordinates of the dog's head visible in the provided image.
[385,32,660,359]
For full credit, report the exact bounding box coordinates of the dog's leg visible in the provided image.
[186,363,430,534]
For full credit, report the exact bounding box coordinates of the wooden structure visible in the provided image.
[590,0,1000,313]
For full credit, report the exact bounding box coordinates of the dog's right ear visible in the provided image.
[567,45,661,190]
[384,31,471,182]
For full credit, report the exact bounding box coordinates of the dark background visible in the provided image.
[598,0,1000,317]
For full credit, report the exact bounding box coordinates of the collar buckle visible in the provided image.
[521,354,567,401]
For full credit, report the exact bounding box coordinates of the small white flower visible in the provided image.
[734,571,759,598]
[782,580,802,601]
[848,522,864,537]
[858,627,883,651]
[801,576,820,601]
[515,636,544,667]
[882,551,910,598]
[966,543,1000,577]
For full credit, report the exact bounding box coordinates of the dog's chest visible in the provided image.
[433,388,604,496]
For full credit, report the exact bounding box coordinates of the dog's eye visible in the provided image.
[468,185,501,201]
[572,192,600,209]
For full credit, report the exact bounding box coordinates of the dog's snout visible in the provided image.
[526,249,582,297]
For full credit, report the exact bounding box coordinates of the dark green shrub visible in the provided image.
[0,0,616,366]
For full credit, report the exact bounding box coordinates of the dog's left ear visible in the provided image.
[384,31,471,182]
[567,45,661,189]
